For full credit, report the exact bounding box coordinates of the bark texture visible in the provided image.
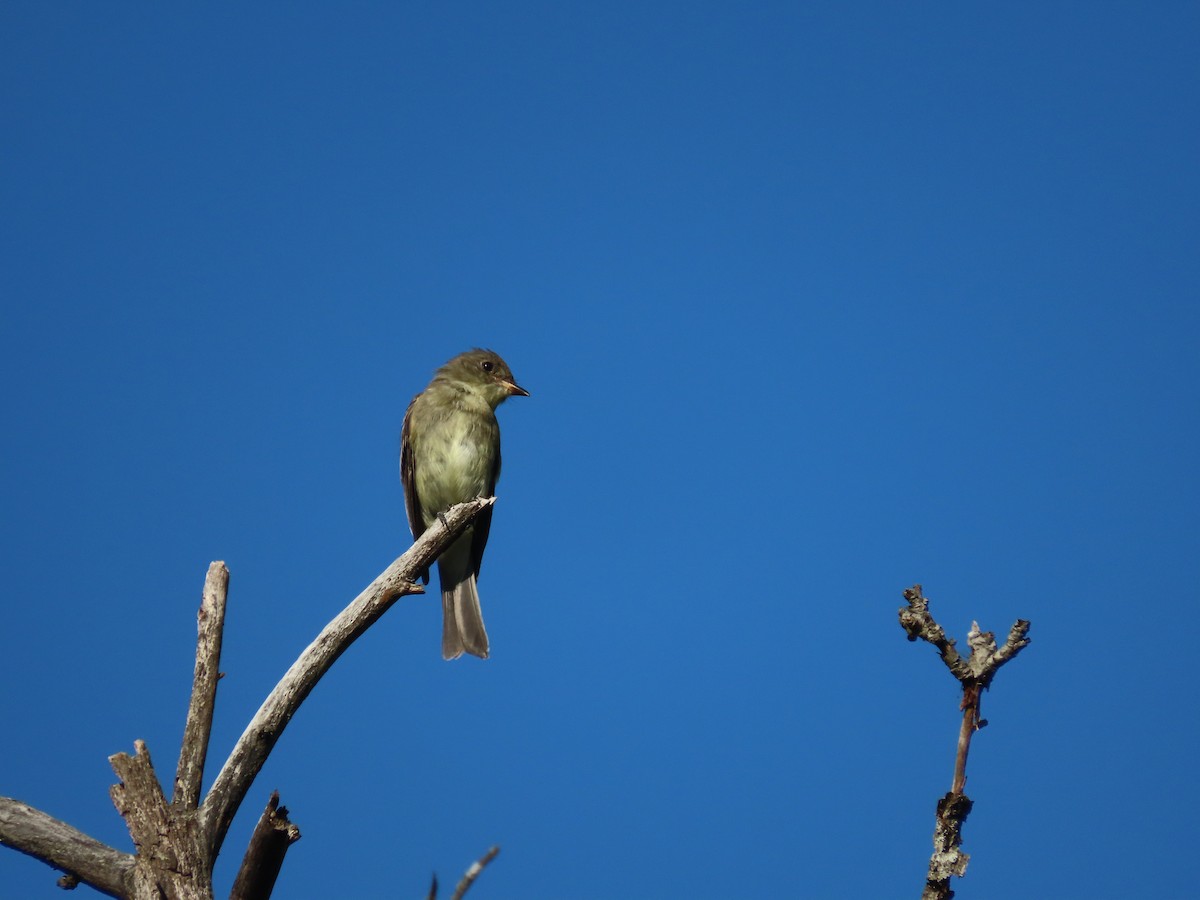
[899,584,1031,900]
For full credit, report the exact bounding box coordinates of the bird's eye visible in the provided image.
[481,360,494,372]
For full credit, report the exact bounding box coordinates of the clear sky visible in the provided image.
[2,3,1197,898]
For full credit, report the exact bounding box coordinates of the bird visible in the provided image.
[400,349,528,659]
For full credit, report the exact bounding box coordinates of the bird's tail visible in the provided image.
[440,569,489,659]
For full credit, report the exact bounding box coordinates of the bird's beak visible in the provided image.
[502,380,530,398]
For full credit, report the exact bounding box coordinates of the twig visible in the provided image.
[951,683,981,796]
[450,845,500,900]
[174,562,229,809]
[898,585,1031,900]
[900,586,1031,688]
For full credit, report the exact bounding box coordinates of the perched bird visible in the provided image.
[401,349,528,659]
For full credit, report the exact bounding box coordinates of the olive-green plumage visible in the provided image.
[401,349,528,659]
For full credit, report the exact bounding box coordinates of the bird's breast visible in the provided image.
[414,408,498,520]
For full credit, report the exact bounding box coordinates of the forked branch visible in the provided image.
[0,497,494,899]
[898,584,1031,900]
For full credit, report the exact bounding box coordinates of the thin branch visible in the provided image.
[898,585,1031,900]
[200,496,496,856]
[0,797,134,898]
[898,586,970,680]
[900,586,1031,687]
[980,618,1033,686]
[174,562,229,809]
[951,683,982,796]
[450,845,500,900]
[229,792,300,900]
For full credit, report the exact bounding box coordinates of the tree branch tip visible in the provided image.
[108,740,146,766]
[448,844,500,900]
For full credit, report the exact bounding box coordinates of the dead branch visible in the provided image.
[201,495,494,855]
[0,496,494,898]
[174,562,229,809]
[898,584,1031,900]
[229,792,300,900]
[0,797,134,897]
[926,792,973,899]
[451,845,501,900]
[109,741,210,900]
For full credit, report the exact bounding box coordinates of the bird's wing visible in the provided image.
[468,433,501,578]
[399,397,430,585]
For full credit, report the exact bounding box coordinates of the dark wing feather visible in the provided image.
[468,435,501,578]
[399,397,430,585]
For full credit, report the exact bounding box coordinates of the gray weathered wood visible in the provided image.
[898,585,1031,900]
[229,791,300,900]
[174,561,229,809]
[110,740,211,900]
[0,496,494,898]
[201,496,495,855]
[0,796,134,897]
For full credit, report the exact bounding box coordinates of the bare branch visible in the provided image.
[951,683,982,796]
[978,618,1032,687]
[174,562,230,809]
[110,741,171,858]
[923,792,973,900]
[898,585,1032,900]
[0,796,134,898]
[200,497,496,855]
[450,845,500,900]
[110,740,211,898]
[899,586,1031,686]
[3,499,495,897]
[898,585,971,680]
[229,792,300,900]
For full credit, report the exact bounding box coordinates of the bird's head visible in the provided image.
[439,349,529,408]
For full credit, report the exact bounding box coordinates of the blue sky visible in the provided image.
[2,3,1197,898]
